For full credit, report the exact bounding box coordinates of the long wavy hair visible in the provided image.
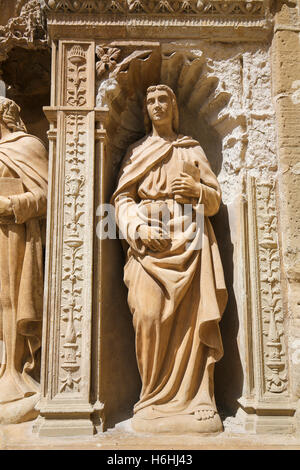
[143,84,179,134]
[0,97,27,133]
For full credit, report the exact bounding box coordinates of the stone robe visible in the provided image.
[0,131,48,405]
[112,135,227,421]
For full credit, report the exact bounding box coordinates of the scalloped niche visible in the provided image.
[96,41,276,425]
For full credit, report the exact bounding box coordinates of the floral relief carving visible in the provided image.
[255,180,288,394]
[66,45,87,107]
[44,0,124,12]
[59,113,87,394]
[96,45,121,79]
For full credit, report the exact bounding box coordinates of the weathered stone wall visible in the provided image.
[0,0,300,437]
[273,3,300,427]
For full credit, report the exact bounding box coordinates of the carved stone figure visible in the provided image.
[0,97,48,424]
[112,85,228,433]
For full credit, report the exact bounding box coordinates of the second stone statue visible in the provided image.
[112,84,228,433]
[0,97,48,425]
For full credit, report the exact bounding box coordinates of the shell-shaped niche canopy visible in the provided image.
[96,47,232,175]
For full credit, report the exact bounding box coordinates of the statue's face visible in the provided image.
[146,89,173,127]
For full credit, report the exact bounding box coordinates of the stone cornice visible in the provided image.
[42,0,278,41]
[45,14,272,41]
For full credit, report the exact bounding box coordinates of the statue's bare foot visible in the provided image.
[132,408,223,433]
[194,407,217,421]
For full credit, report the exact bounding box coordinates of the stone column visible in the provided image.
[37,39,100,436]
[272,3,300,432]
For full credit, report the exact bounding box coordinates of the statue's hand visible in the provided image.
[171,172,201,199]
[0,196,13,216]
[137,225,170,252]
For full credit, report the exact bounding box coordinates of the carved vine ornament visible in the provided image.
[255,180,287,393]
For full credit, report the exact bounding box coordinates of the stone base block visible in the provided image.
[36,416,95,437]
[236,404,297,434]
[34,401,97,437]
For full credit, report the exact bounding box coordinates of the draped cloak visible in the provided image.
[0,131,48,404]
[112,135,227,419]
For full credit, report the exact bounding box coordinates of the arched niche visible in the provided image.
[96,45,243,427]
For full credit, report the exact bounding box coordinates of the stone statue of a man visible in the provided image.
[112,84,228,433]
[0,97,48,424]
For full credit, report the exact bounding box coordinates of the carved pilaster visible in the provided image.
[37,40,97,437]
[237,175,296,433]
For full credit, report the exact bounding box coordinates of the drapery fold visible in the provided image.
[0,132,48,404]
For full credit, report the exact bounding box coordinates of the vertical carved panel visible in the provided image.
[254,180,288,395]
[66,45,87,107]
[55,41,95,402]
[247,176,288,397]
[59,113,87,395]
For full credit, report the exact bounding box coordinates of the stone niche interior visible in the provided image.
[0,46,51,147]
[96,39,276,427]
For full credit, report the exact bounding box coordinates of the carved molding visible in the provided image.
[42,0,277,42]
[43,0,269,16]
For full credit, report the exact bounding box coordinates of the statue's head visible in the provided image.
[144,84,179,134]
[0,97,27,133]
